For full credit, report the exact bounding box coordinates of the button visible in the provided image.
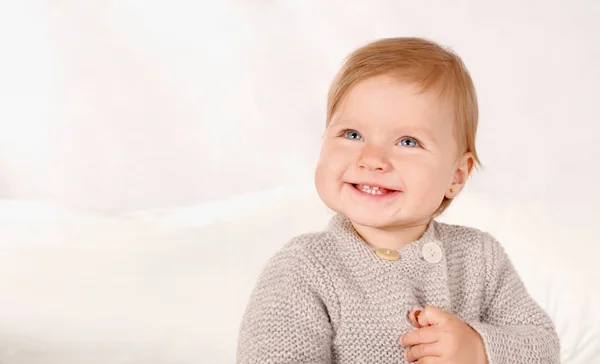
[421,242,443,263]
[376,248,400,261]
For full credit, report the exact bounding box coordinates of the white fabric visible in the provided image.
[0,185,598,363]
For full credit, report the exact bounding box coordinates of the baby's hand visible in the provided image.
[400,306,488,364]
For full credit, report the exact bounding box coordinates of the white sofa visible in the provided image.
[0,184,599,363]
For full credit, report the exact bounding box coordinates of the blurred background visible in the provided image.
[1,0,598,214]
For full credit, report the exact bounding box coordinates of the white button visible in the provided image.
[421,242,443,263]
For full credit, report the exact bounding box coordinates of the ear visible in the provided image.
[445,152,474,199]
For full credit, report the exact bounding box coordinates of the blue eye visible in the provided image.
[342,130,363,141]
[398,137,420,148]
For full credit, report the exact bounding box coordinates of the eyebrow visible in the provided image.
[401,127,437,142]
[328,117,351,128]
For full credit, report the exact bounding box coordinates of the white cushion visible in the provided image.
[0,185,598,363]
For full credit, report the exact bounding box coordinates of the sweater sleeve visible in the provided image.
[467,233,561,364]
[236,240,335,364]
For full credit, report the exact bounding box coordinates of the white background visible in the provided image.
[1,0,599,213]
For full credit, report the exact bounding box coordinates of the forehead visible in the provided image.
[331,75,455,134]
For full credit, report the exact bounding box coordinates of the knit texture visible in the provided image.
[237,214,560,363]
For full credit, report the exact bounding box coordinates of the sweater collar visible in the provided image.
[326,213,442,265]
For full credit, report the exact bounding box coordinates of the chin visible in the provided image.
[341,207,399,228]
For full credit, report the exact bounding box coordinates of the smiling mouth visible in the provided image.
[350,183,399,196]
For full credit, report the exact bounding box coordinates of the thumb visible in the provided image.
[412,306,448,328]
[407,307,425,328]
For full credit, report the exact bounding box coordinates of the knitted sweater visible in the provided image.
[237,214,560,363]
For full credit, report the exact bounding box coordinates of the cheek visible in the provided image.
[318,144,351,176]
[314,159,327,190]
[402,158,452,191]
[402,163,450,213]
[315,146,347,208]
[315,146,338,188]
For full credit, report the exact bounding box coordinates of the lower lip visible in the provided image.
[347,183,401,199]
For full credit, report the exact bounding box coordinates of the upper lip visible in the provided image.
[348,182,400,191]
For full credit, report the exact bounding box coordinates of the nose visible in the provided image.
[357,144,392,172]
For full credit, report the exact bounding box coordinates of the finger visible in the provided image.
[400,326,439,347]
[417,306,449,327]
[417,357,440,364]
[408,307,424,328]
[404,342,443,362]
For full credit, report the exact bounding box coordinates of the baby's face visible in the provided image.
[315,74,462,229]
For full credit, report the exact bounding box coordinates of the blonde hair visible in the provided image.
[326,37,480,216]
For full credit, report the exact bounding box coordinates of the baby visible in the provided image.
[237,38,560,364]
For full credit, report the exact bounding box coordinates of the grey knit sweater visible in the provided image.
[237,214,560,363]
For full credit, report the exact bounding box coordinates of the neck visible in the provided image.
[351,219,431,250]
